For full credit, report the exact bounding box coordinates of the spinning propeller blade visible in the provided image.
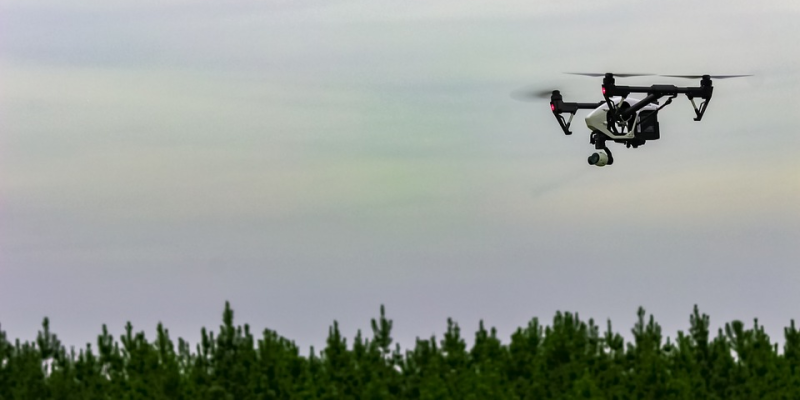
[566,72,653,77]
[510,88,556,102]
[660,74,753,79]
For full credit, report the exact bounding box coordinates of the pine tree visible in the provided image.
[627,307,671,400]
[595,319,626,399]
[782,320,800,396]
[320,320,356,399]
[470,320,512,399]
[0,324,9,400]
[540,311,597,398]
[363,305,400,399]
[209,302,258,399]
[414,336,451,400]
[507,317,546,399]
[440,317,473,399]
[255,328,304,399]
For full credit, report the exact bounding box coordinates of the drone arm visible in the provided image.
[605,84,709,98]
[604,78,714,121]
[618,93,662,119]
[550,99,603,135]
[576,102,604,109]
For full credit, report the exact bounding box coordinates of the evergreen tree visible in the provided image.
[783,320,800,397]
[470,320,512,399]
[627,307,671,399]
[0,324,9,400]
[595,320,626,399]
[320,320,356,399]
[507,317,546,399]
[540,311,596,398]
[1,302,799,399]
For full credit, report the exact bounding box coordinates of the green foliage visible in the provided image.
[1,304,798,399]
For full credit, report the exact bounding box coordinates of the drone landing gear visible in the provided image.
[689,96,710,121]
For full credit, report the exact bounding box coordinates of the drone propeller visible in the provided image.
[660,74,753,79]
[565,72,653,78]
[510,87,557,102]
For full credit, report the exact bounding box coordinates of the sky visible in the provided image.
[1,0,799,352]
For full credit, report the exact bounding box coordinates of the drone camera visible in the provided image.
[588,149,610,167]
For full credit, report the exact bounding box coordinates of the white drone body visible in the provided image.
[585,96,660,140]
[581,96,662,166]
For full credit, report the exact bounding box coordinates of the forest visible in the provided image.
[1,303,799,399]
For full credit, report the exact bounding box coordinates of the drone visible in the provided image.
[515,73,750,166]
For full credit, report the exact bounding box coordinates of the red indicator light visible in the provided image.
[550,103,555,111]
[602,86,606,95]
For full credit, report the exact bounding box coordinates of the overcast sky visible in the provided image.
[1,0,799,352]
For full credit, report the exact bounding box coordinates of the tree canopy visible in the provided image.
[1,303,798,399]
